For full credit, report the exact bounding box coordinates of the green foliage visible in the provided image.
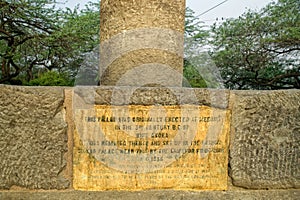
[183,59,207,88]
[27,71,73,86]
[183,7,210,88]
[1,1,298,89]
[185,7,209,43]
[0,0,61,83]
[0,0,100,85]
[211,0,300,89]
[49,2,100,84]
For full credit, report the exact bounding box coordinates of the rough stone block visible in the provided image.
[0,85,70,189]
[230,90,300,189]
[75,86,230,108]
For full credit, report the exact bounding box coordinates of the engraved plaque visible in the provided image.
[73,105,230,190]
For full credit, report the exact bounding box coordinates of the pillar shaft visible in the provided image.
[100,0,186,87]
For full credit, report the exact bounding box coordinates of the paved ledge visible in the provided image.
[0,189,299,200]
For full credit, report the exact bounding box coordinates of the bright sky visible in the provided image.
[61,0,275,24]
[188,0,274,25]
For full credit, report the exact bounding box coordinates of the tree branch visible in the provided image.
[267,73,300,85]
[12,20,56,34]
[263,46,300,54]
[0,28,11,36]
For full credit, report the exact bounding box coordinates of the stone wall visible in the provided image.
[0,86,70,190]
[230,90,299,189]
[0,85,299,199]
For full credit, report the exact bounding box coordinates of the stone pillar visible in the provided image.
[100,0,186,87]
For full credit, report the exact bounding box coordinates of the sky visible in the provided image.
[60,0,275,25]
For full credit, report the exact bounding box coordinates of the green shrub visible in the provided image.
[28,71,74,86]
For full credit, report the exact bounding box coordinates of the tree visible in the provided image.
[210,0,300,89]
[185,7,209,43]
[183,7,211,88]
[0,0,99,85]
[0,2,210,87]
[0,0,63,84]
[55,1,100,82]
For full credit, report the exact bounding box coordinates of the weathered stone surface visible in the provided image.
[74,86,230,109]
[230,90,300,189]
[99,0,186,86]
[0,190,299,200]
[73,87,230,190]
[73,105,230,191]
[100,0,186,41]
[0,85,70,189]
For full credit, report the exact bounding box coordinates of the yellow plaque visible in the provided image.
[73,105,230,190]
